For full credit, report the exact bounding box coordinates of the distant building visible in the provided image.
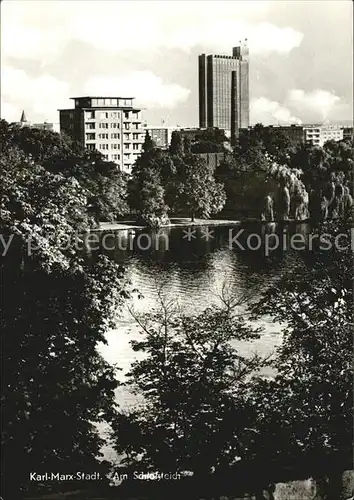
[59,97,145,174]
[144,126,179,149]
[15,110,30,128]
[178,127,210,142]
[303,124,343,147]
[266,124,304,146]
[199,41,249,139]
[197,152,229,170]
[14,111,58,132]
[243,123,346,147]
[342,126,353,140]
[32,122,54,131]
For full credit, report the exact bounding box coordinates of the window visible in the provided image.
[104,99,110,106]
[110,99,118,106]
[132,133,139,140]
[112,154,120,160]
[99,123,108,129]
[100,112,109,119]
[86,133,95,140]
[91,99,98,106]
[87,143,96,150]
[110,111,119,119]
[97,99,104,106]
[124,112,130,119]
[124,133,130,140]
[111,144,120,150]
[86,111,95,119]
[110,123,120,128]
[111,133,120,139]
[134,123,140,129]
[98,133,108,139]
[124,123,130,130]
[124,143,130,149]
[69,113,74,119]
[98,144,109,150]
[133,143,140,150]
[86,123,95,129]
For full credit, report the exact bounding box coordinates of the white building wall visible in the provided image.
[83,108,144,174]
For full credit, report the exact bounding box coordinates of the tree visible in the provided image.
[190,128,228,154]
[169,130,184,156]
[0,120,129,222]
[111,287,265,478]
[1,121,129,498]
[129,146,169,227]
[174,154,226,221]
[245,221,353,498]
[143,130,155,152]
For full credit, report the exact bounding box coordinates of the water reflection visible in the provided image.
[91,224,309,317]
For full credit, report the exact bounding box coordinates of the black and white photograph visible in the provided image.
[1,1,353,499]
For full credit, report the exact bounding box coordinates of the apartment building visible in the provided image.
[303,124,343,147]
[59,97,145,173]
[243,124,346,147]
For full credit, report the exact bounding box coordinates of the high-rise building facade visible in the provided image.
[199,42,249,137]
[59,97,145,174]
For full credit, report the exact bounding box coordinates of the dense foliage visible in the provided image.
[111,219,353,497]
[111,289,265,476]
[1,119,353,498]
[129,131,226,225]
[0,121,129,222]
[245,221,353,497]
[216,124,353,219]
[0,121,129,497]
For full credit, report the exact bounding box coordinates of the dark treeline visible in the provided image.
[129,124,353,225]
[1,120,130,498]
[1,120,353,499]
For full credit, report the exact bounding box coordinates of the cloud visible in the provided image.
[165,21,303,55]
[286,89,341,122]
[0,101,22,123]
[84,72,191,109]
[250,97,302,125]
[1,66,69,122]
[248,23,303,54]
[1,1,302,61]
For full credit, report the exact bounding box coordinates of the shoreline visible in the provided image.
[92,217,311,232]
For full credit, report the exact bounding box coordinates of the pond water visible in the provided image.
[95,223,310,404]
[93,221,325,496]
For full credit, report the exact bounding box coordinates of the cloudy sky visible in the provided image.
[1,0,353,127]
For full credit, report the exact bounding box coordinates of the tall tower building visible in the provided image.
[198,41,249,138]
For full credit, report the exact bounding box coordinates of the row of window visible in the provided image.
[86,122,119,129]
[91,123,141,130]
[95,143,141,151]
[86,142,142,151]
[91,98,131,107]
[86,137,143,145]
[85,130,142,139]
[85,110,140,120]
